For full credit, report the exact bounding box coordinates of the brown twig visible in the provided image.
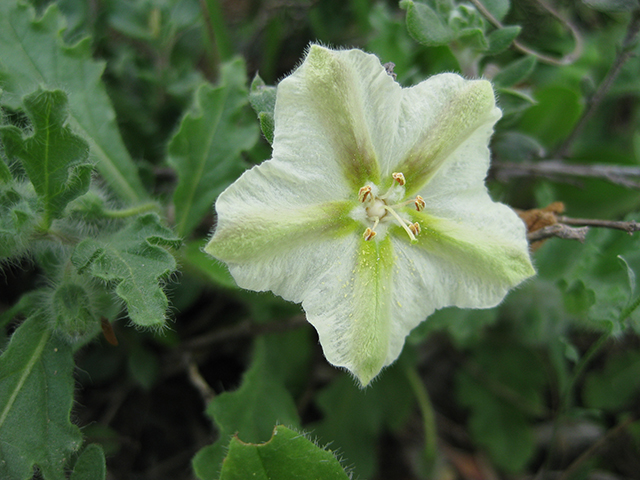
[555,10,640,158]
[493,160,640,189]
[527,223,589,243]
[557,216,640,234]
[470,0,583,66]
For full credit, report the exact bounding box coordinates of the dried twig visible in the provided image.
[558,216,640,234]
[527,223,589,243]
[493,160,640,189]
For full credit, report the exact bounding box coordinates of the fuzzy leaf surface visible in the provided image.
[70,444,106,480]
[168,59,259,238]
[71,213,180,328]
[249,74,277,144]
[219,425,350,480]
[0,89,91,227]
[0,315,82,480]
[0,2,146,203]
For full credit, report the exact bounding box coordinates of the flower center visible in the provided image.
[357,172,424,242]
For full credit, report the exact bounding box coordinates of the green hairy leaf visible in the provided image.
[71,213,181,328]
[0,2,146,203]
[0,315,82,480]
[0,89,91,228]
[168,59,259,238]
[219,425,350,480]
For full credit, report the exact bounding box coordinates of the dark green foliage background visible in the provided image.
[1,0,640,479]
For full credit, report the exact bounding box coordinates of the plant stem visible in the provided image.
[557,216,640,234]
[404,365,438,473]
[555,10,640,158]
[102,202,161,219]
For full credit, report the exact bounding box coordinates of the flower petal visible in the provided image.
[391,204,534,316]
[391,75,501,196]
[273,45,402,190]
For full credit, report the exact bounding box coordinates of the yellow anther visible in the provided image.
[414,195,425,211]
[363,228,376,241]
[358,185,372,203]
[409,222,421,236]
[392,172,405,186]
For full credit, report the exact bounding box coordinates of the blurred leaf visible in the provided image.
[496,88,536,116]
[493,56,537,88]
[482,0,512,21]
[0,315,82,480]
[168,59,259,238]
[559,279,597,316]
[400,0,455,46]
[583,350,640,411]
[219,425,350,480]
[192,336,302,480]
[70,444,106,480]
[486,26,521,55]
[0,2,146,203]
[127,341,160,390]
[492,131,545,162]
[71,213,181,328]
[455,341,547,472]
[310,360,414,479]
[249,74,277,145]
[582,0,640,11]
[517,86,584,148]
[0,157,11,184]
[0,89,91,228]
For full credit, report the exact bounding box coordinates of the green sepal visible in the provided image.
[219,425,350,480]
[249,74,277,144]
[71,213,181,328]
[0,315,83,479]
[0,89,92,228]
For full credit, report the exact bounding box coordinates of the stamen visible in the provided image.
[358,186,372,203]
[414,195,425,211]
[392,172,405,186]
[383,205,416,241]
[409,222,421,236]
[363,228,376,241]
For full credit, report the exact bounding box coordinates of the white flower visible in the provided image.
[205,45,535,386]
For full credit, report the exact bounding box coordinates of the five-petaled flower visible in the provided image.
[205,45,535,386]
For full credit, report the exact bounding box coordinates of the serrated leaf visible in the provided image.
[192,335,302,480]
[219,425,350,480]
[168,59,259,238]
[583,350,640,411]
[486,26,521,55]
[70,444,106,480]
[0,2,146,204]
[493,56,537,88]
[71,213,180,327]
[0,89,91,228]
[0,315,82,480]
[400,0,455,46]
[249,74,277,144]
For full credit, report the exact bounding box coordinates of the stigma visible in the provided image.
[357,173,423,242]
